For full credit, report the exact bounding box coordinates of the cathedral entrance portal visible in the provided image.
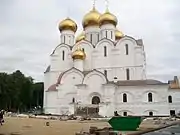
[75,96,100,117]
[90,96,100,115]
[92,96,100,104]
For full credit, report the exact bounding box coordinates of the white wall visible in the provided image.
[51,44,73,71]
[84,26,100,45]
[45,91,58,114]
[72,40,94,71]
[168,89,180,115]
[115,85,170,116]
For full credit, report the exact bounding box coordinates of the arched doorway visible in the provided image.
[92,96,100,104]
[91,96,100,114]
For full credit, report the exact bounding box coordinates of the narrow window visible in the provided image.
[97,34,99,41]
[104,46,107,57]
[168,95,172,103]
[105,31,108,38]
[63,36,66,43]
[123,112,127,116]
[125,44,129,55]
[126,69,130,80]
[90,34,93,43]
[111,31,113,39]
[104,70,107,77]
[69,36,71,44]
[148,93,153,102]
[149,112,153,116]
[123,93,127,102]
[62,50,65,61]
[82,48,85,52]
[72,97,75,103]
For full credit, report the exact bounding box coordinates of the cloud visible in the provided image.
[0,0,180,82]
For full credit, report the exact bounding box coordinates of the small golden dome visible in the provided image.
[82,8,101,28]
[72,48,86,60]
[115,29,124,40]
[76,32,85,43]
[99,10,117,26]
[59,18,77,32]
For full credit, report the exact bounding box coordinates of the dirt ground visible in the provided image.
[0,117,110,135]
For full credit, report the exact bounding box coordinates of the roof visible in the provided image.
[44,65,51,73]
[47,84,57,92]
[108,79,167,86]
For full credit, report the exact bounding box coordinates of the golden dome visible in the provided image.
[99,10,117,26]
[72,48,86,60]
[82,8,101,28]
[59,18,77,32]
[115,29,124,40]
[76,32,85,43]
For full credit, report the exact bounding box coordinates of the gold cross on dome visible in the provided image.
[105,0,109,10]
[92,0,97,8]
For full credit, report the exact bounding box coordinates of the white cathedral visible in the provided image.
[43,5,180,117]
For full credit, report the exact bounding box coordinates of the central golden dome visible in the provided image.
[76,31,85,43]
[59,18,77,32]
[72,48,86,60]
[82,7,101,28]
[115,29,124,40]
[99,9,117,26]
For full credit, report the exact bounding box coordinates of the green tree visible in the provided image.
[0,70,44,113]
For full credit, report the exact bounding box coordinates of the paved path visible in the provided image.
[143,124,180,135]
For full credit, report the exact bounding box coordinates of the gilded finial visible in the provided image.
[105,0,109,12]
[92,0,97,10]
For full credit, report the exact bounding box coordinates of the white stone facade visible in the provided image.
[43,8,180,117]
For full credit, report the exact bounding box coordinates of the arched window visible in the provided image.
[126,68,130,80]
[149,111,153,116]
[104,46,107,57]
[125,44,129,55]
[92,96,100,104]
[148,93,153,102]
[110,31,113,39]
[123,93,127,102]
[62,50,65,61]
[104,70,107,77]
[168,95,172,103]
[82,48,85,52]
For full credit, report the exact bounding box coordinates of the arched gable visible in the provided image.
[83,69,107,85]
[142,90,158,96]
[57,67,84,85]
[95,38,115,49]
[51,43,72,56]
[73,40,94,50]
[144,110,158,113]
[118,91,134,98]
[115,36,137,47]
[118,110,135,115]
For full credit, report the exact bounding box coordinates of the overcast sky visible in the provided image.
[0,0,180,82]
